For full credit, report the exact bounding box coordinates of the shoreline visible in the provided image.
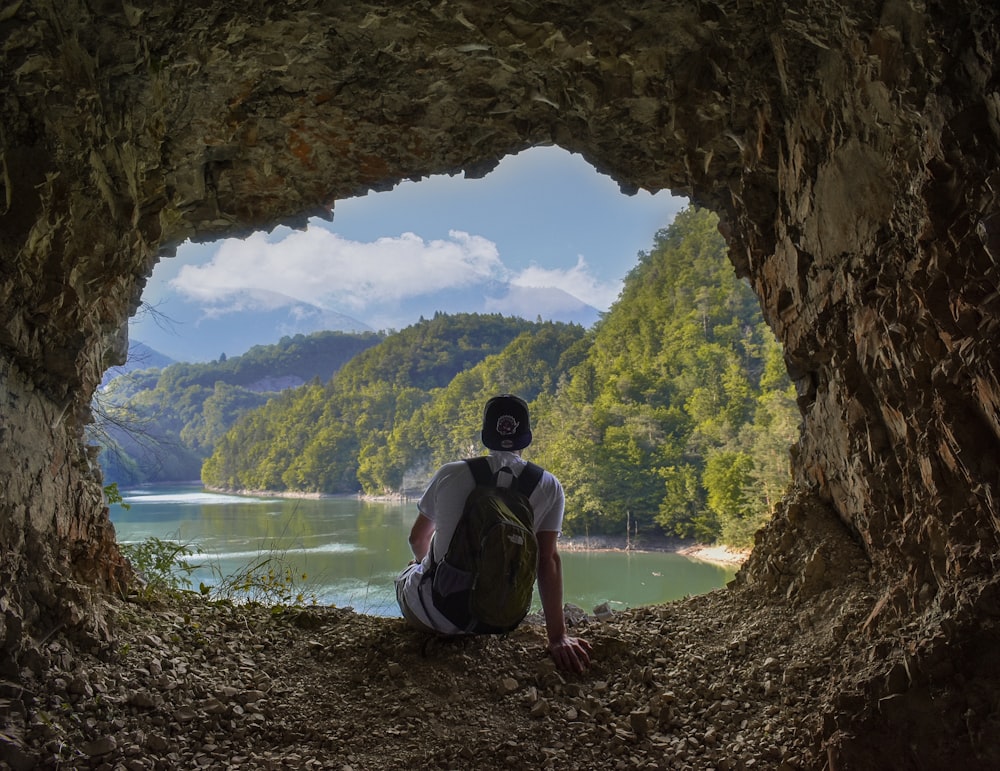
[202,485,350,500]
[557,534,749,567]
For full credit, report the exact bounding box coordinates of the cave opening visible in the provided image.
[103,145,787,609]
[2,1,999,767]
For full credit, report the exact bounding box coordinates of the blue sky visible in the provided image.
[132,146,687,361]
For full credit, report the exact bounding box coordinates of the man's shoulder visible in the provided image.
[441,458,477,472]
[431,459,477,484]
[537,467,564,496]
[431,455,560,491]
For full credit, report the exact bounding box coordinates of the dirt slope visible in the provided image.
[4,573,875,770]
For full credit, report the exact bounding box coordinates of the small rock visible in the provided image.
[200,696,227,714]
[174,705,199,722]
[82,735,117,757]
[146,734,170,753]
[129,690,159,709]
[629,708,650,737]
[563,604,588,626]
[68,675,93,697]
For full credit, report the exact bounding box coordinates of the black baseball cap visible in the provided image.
[481,394,532,451]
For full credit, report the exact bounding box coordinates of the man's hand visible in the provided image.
[547,634,592,673]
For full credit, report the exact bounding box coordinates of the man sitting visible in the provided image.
[395,394,591,673]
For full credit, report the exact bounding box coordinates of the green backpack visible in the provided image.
[429,457,543,634]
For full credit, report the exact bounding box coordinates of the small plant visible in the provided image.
[117,530,319,607]
[210,552,317,606]
[119,536,201,598]
[103,482,130,510]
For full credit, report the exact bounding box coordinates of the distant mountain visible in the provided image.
[100,341,175,388]
[130,289,372,363]
[130,281,598,361]
[383,281,601,330]
[94,329,383,486]
[124,341,175,371]
[483,285,602,326]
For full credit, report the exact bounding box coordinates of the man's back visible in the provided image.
[420,452,564,564]
[429,456,542,633]
[394,394,591,672]
[395,451,564,636]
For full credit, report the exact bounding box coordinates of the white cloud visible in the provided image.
[511,256,622,309]
[171,227,505,313]
[169,227,622,329]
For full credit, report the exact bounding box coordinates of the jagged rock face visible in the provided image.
[1,0,998,764]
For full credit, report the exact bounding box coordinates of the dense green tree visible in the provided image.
[203,314,547,494]
[531,206,799,546]
[355,322,589,495]
[93,331,381,485]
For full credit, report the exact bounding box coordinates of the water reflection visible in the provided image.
[114,484,736,616]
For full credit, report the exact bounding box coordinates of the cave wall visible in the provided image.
[735,0,1000,607]
[2,0,999,763]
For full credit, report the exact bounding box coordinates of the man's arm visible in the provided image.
[408,513,435,562]
[536,531,592,673]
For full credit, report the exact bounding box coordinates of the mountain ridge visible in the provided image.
[130,281,600,361]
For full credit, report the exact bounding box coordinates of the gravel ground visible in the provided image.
[1,563,875,771]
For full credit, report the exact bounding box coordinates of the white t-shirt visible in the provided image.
[395,451,564,634]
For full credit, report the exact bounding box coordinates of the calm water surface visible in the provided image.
[112,484,737,616]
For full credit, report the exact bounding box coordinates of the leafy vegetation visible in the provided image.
[117,533,317,607]
[93,331,382,485]
[357,321,590,494]
[118,536,201,598]
[210,553,317,606]
[528,207,799,545]
[201,314,554,493]
[102,482,130,510]
[105,206,799,548]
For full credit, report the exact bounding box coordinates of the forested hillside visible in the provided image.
[198,207,798,547]
[93,331,382,484]
[102,206,797,547]
[529,207,799,545]
[201,314,557,494]
[355,321,590,494]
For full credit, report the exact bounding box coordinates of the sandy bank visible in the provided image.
[557,534,749,567]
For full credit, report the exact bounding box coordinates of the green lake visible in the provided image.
[112,484,738,616]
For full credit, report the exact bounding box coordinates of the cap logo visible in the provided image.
[496,415,519,437]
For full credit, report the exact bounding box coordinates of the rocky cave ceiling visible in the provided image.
[1,0,999,766]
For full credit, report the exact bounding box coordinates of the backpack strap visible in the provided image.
[465,456,494,487]
[515,461,543,498]
[464,457,543,496]
[465,457,545,498]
